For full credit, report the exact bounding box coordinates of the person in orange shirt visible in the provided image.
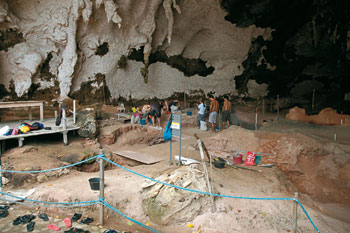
[222,95,232,130]
[208,94,219,133]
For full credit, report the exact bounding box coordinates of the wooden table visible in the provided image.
[0,101,44,121]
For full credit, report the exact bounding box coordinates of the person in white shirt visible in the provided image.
[197,98,206,128]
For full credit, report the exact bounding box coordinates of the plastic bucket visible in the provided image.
[200,121,207,131]
[255,155,262,164]
[89,178,100,191]
[233,154,242,164]
[187,111,192,116]
[140,119,146,125]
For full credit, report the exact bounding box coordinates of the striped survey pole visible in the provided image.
[293,192,299,233]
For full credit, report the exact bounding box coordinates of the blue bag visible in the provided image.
[163,118,172,141]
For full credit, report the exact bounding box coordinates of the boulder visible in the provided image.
[77,109,99,138]
[142,165,211,225]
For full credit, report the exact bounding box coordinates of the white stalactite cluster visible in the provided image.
[0,0,271,100]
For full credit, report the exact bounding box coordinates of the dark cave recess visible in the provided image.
[221,0,350,112]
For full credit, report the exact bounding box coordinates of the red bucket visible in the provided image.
[233,153,242,164]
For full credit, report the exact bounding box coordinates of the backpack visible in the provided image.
[163,118,172,141]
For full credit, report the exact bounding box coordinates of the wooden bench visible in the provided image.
[0,101,44,121]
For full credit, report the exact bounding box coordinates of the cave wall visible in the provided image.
[0,0,272,103]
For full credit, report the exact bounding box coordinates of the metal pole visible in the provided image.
[99,150,105,226]
[73,100,76,124]
[169,114,173,165]
[334,125,337,141]
[178,114,182,165]
[0,147,2,193]
[293,192,299,233]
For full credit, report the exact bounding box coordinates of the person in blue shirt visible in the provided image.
[197,98,206,128]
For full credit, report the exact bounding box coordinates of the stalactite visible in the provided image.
[163,0,181,44]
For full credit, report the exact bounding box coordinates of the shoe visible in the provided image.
[64,217,72,227]
[27,222,35,232]
[47,224,61,231]
[38,213,49,221]
[0,208,8,218]
[80,217,94,224]
[21,215,35,224]
[71,213,82,222]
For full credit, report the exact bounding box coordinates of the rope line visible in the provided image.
[101,200,160,233]
[101,156,321,233]
[0,155,100,174]
[0,154,320,233]
[0,197,99,208]
[0,191,99,205]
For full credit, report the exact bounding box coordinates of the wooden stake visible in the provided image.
[312,89,315,111]
[197,138,216,213]
[262,97,265,117]
[255,108,258,130]
[194,134,211,162]
[277,95,280,120]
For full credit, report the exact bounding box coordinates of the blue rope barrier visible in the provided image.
[0,197,99,208]
[0,191,100,206]
[0,155,100,174]
[101,156,321,233]
[101,200,161,233]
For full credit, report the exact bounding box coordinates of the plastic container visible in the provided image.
[88,178,100,191]
[200,121,207,131]
[255,155,262,165]
[214,157,226,168]
[140,119,146,125]
[233,153,243,164]
[186,111,192,116]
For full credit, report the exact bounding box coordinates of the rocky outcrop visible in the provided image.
[142,165,211,225]
[77,109,99,138]
[286,107,350,125]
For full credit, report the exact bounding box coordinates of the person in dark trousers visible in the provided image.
[222,95,232,130]
[208,94,219,133]
[150,101,164,129]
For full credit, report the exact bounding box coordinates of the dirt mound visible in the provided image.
[142,165,212,225]
[197,126,350,222]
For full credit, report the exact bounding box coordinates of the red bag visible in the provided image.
[244,151,256,166]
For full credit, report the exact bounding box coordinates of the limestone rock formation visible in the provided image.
[0,0,271,101]
[76,109,99,138]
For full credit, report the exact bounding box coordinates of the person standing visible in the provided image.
[208,94,219,133]
[150,101,164,129]
[197,98,206,128]
[222,95,232,130]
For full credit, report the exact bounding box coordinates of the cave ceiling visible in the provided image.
[0,0,348,112]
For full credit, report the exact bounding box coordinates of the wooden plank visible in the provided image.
[197,138,216,213]
[106,148,163,164]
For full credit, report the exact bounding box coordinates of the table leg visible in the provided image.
[40,104,44,122]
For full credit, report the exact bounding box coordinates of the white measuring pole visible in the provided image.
[73,100,76,124]
[99,149,105,225]
[293,192,299,233]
